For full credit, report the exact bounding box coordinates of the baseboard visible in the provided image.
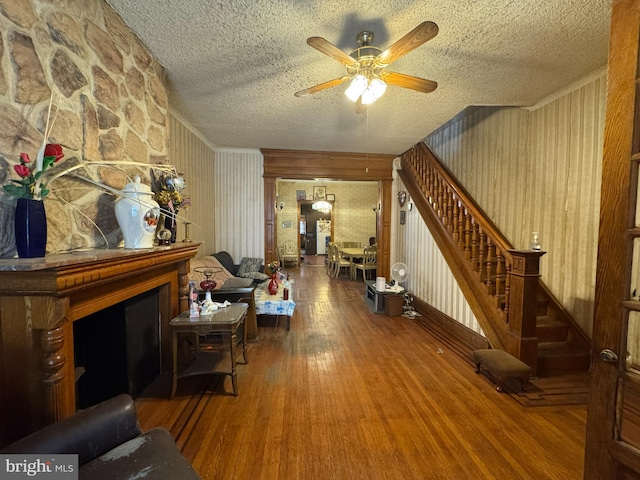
[411,296,490,363]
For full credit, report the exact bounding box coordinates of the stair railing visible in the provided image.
[399,142,544,372]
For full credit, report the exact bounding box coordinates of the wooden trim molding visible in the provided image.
[262,148,395,180]
[261,149,395,279]
[412,296,490,358]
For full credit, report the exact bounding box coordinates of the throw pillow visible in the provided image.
[239,271,270,281]
[221,277,254,289]
[237,257,263,276]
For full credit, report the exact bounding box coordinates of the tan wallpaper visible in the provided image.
[394,73,606,338]
[166,114,266,263]
[213,148,264,261]
[168,112,215,258]
[276,180,378,252]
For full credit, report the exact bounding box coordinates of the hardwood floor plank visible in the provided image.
[136,263,587,479]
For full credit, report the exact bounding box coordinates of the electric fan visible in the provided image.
[388,262,409,292]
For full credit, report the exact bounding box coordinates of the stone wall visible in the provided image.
[0,0,168,257]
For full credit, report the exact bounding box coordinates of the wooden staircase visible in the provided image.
[399,142,590,378]
[535,289,590,376]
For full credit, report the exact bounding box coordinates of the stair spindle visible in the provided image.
[471,221,479,271]
[478,232,486,282]
[445,188,454,233]
[438,179,446,220]
[485,239,495,295]
[495,249,505,307]
[452,199,461,246]
[503,263,511,324]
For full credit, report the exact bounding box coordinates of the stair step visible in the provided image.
[536,297,549,316]
[537,341,590,377]
[536,316,570,343]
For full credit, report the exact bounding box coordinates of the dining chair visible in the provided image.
[332,243,351,278]
[353,245,377,282]
[326,242,336,276]
[342,241,361,248]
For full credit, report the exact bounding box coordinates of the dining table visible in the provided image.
[339,247,366,280]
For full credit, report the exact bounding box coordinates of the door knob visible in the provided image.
[600,349,619,363]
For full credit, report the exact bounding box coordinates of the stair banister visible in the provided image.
[400,142,545,372]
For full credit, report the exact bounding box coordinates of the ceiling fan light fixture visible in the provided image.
[371,78,387,98]
[361,87,376,105]
[361,79,387,105]
[297,22,439,103]
[344,74,368,102]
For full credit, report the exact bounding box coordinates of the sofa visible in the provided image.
[188,251,268,289]
[188,252,265,340]
[0,394,200,479]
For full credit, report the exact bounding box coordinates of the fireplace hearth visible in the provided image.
[0,243,200,446]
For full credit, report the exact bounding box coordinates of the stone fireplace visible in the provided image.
[0,242,199,446]
[0,0,170,257]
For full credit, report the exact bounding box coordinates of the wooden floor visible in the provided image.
[136,263,587,479]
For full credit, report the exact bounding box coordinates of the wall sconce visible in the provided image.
[397,191,407,207]
[275,201,285,210]
[372,203,380,213]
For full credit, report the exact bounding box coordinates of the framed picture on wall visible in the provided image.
[296,190,306,201]
[313,186,326,200]
[326,194,335,201]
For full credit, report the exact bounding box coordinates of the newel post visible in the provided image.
[507,250,546,376]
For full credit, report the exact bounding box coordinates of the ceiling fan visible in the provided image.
[294,21,439,113]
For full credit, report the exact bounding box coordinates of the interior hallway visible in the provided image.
[135,261,587,479]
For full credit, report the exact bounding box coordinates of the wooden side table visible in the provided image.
[170,303,248,397]
[200,287,258,341]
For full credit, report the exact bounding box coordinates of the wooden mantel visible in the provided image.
[0,242,200,446]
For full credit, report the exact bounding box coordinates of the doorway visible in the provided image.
[300,202,332,256]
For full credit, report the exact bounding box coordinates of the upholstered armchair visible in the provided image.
[1,394,200,479]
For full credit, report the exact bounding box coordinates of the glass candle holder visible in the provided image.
[531,232,541,251]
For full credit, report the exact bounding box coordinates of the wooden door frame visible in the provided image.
[262,148,395,278]
[585,0,640,477]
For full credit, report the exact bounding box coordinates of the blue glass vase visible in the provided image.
[15,198,47,258]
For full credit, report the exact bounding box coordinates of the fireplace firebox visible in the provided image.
[74,288,160,409]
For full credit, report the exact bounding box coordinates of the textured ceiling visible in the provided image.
[106,0,612,155]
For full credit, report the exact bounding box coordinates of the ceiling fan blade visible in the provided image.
[380,71,438,93]
[355,97,367,114]
[307,37,358,66]
[376,21,439,66]
[294,76,350,97]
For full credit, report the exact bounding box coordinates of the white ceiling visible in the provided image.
[106,0,613,156]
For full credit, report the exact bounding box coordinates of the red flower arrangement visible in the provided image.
[3,144,64,199]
